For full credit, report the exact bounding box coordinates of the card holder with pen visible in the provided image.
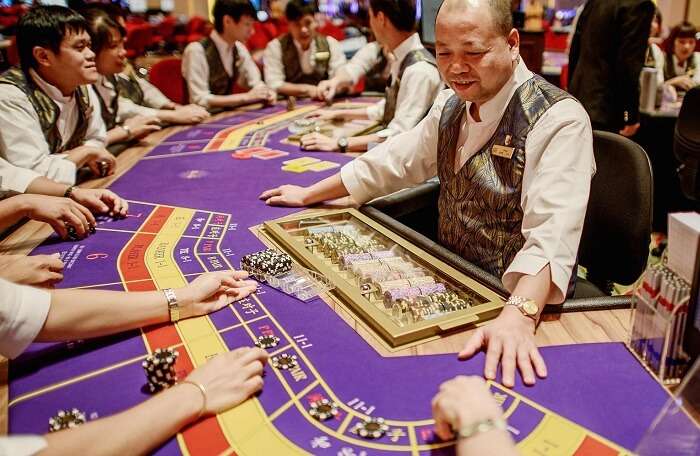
[629,262,691,385]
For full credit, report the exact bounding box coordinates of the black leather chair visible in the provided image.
[361,130,653,311]
[674,86,700,201]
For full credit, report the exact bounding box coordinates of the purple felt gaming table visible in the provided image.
[6,101,694,455]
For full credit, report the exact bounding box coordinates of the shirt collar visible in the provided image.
[466,57,533,124]
[294,37,313,54]
[210,30,236,56]
[29,68,74,105]
[391,33,423,69]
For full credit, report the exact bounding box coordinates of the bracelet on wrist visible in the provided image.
[179,380,207,419]
[455,418,507,440]
[63,186,75,199]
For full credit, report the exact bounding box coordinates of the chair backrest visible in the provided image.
[578,130,653,285]
[148,57,186,105]
[674,86,700,200]
[126,24,153,58]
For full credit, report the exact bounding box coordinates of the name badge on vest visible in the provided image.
[314,51,330,62]
[491,134,514,159]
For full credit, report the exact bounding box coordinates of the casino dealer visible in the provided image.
[0,271,267,454]
[261,0,594,388]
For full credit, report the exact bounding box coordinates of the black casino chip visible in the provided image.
[255,334,281,349]
[271,353,298,370]
[308,399,339,421]
[352,417,389,439]
[48,408,86,433]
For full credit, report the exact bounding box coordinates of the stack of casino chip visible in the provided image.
[241,249,293,277]
[48,408,86,433]
[352,417,389,439]
[308,398,339,421]
[142,348,179,393]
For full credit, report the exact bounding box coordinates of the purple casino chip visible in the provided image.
[419,283,447,296]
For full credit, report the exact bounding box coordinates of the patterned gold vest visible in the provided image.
[0,68,91,154]
[116,65,145,106]
[279,33,330,85]
[381,48,436,126]
[94,75,120,131]
[200,37,239,95]
[436,75,572,278]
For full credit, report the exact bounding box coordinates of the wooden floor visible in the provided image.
[0,104,633,436]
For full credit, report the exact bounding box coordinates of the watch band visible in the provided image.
[456,417,507,440]
[337,137,348,153]
[122,125,133,140]
[164,288,180,322]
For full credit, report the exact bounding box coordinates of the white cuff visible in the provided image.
[340,161,372,205]
[502,253,570,304]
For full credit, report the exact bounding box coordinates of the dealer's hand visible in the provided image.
[160,104,210,125]
[247,85,276,105]
[300,132,338,151]
[70,188,129,218]
[182,346,268,415]
[176,270,258,320]
[0,253,64,287]
[458,305,547,387]
[431,375,506,441]
[306,109,341,121]
[259,185,310,207]
[16,193,94,239]
[317,79,338,102]
[123,115,162,140]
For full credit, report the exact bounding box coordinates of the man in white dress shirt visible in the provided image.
[263,0,347,99]
[182,0,276,110]
[260,0,594,387]
[300,0,443,152]
[0,6,116,186]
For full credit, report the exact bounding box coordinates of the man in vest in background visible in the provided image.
[0,6,116,185]
[182,0,276,111]
[299,0,442,152]
[263,0,347,99]
[260,0,595,387]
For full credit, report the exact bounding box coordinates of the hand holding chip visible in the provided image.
[70,188,129,218]
[175,270,258,319]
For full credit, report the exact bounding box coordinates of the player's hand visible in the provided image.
[0,253,64,287]
[300,132,338,151]
[667,75,697,92]
[183,346,268,415]
[306,109,340,121]
[458,306,547,387]
[431,376,506,441]
[123,115,162,140]
[259,185,310,207]
[161,105,210,125]
[16,193,95,239]
[176,270,258,319]
[317,79,338,102]
[619,123,640,137]
[70,188,129,218]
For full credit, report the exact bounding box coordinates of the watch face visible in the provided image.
[522,300,538,316]
[338,137,348,147]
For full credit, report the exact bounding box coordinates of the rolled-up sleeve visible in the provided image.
[326,37,347,79]
[263,39,286,90]
[0,158,41,194]
[236,42,265,89]
[182,42,214,107]
[0,278,51,359]
[83,86,107,149]
[340,89,451,203]
[0,86,76,185]
[502,98,595,304]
